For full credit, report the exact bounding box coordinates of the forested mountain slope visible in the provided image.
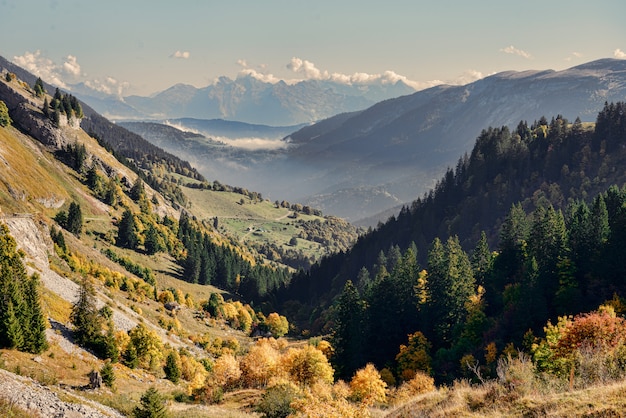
[276,103,626,382]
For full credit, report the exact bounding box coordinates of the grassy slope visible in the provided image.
[184,186,339,261]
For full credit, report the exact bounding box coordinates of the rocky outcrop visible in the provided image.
[0,78,71,148]
[0,368,125,418]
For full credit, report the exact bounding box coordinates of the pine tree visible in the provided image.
[133,387,168,418]
[70,277,102,348]
[332,280,367,379]
[117,209,139,249]
[144,223,164,255]
[42,97,49,117]
[2,301,24,349]
[22,273,48,353]
[163,350,181,383]
[66,201,83,236]
[101,361,116,388]
[426,236,475,344]
[33,77,45,97]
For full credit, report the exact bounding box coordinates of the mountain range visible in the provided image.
[120,59,626,223]
[70,74,417,125]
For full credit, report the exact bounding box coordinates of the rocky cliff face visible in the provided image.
[0,77,72,149]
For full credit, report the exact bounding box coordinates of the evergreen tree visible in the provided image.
[33,77,45,97]
[70,277,102,348]
[66,201,83,236]
[144,223,164,255]
[101,361,116,388]
[163,350,181,383]
[426,236,475,344]
[133,387,168,418]
[470,231,492,287]
[0,224,47,352]
[332,280,367,379]
[2,301,24,349]
[22,274,48,353]
[117,209,139,249]
[42,97,49,117]
[130,178,146,202]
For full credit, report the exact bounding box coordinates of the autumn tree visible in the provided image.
[282,345,334,387]
[212,352,241,389]
[240,338,280,387]
[128,323,163,370]
[395,331,432,381]
[265,312,289,337]
[349,363,387,406]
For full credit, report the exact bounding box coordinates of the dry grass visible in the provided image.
[384,377,626,417]
[0,397,36,418]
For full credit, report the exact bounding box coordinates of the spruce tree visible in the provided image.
[101,361,116,388]
[332,280,366,379]
[117,209,139,249]
[70,277,102,348]
[133,387,168,418]
[67,201,83,236]
[163,350,181,383]
[23,273,48,353]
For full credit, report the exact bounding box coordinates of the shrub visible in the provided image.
[256,382,300,418]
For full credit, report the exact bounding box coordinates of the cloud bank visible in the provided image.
[615,49,626,59]
[236,57,481,91]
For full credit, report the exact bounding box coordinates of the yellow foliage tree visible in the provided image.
[349,363,387,406]
[240,338,280,388]
[281,344,334,386]
[212,352,241,389]
[128,323,163,370]
[395,331,432,380]
[266,312,289,337]
[181,355,209,395]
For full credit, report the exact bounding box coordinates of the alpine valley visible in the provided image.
[98,59,626,223]
[2,50,626,418]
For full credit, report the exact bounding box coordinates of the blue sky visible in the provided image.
[1,0,625,96]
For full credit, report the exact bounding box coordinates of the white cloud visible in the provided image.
[238,68,283,84]
[500,45,532,59]
[172,50,190,59]
[84,76,129,97]
[13,50,67,87]
[614,49,626,59]
[232,57,485,91]
[62,55,82,76]
[287,57,329,80]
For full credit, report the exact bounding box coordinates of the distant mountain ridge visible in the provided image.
[71,74,417,125]
[115,59,626,223]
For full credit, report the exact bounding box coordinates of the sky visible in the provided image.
[1,0,625,97]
